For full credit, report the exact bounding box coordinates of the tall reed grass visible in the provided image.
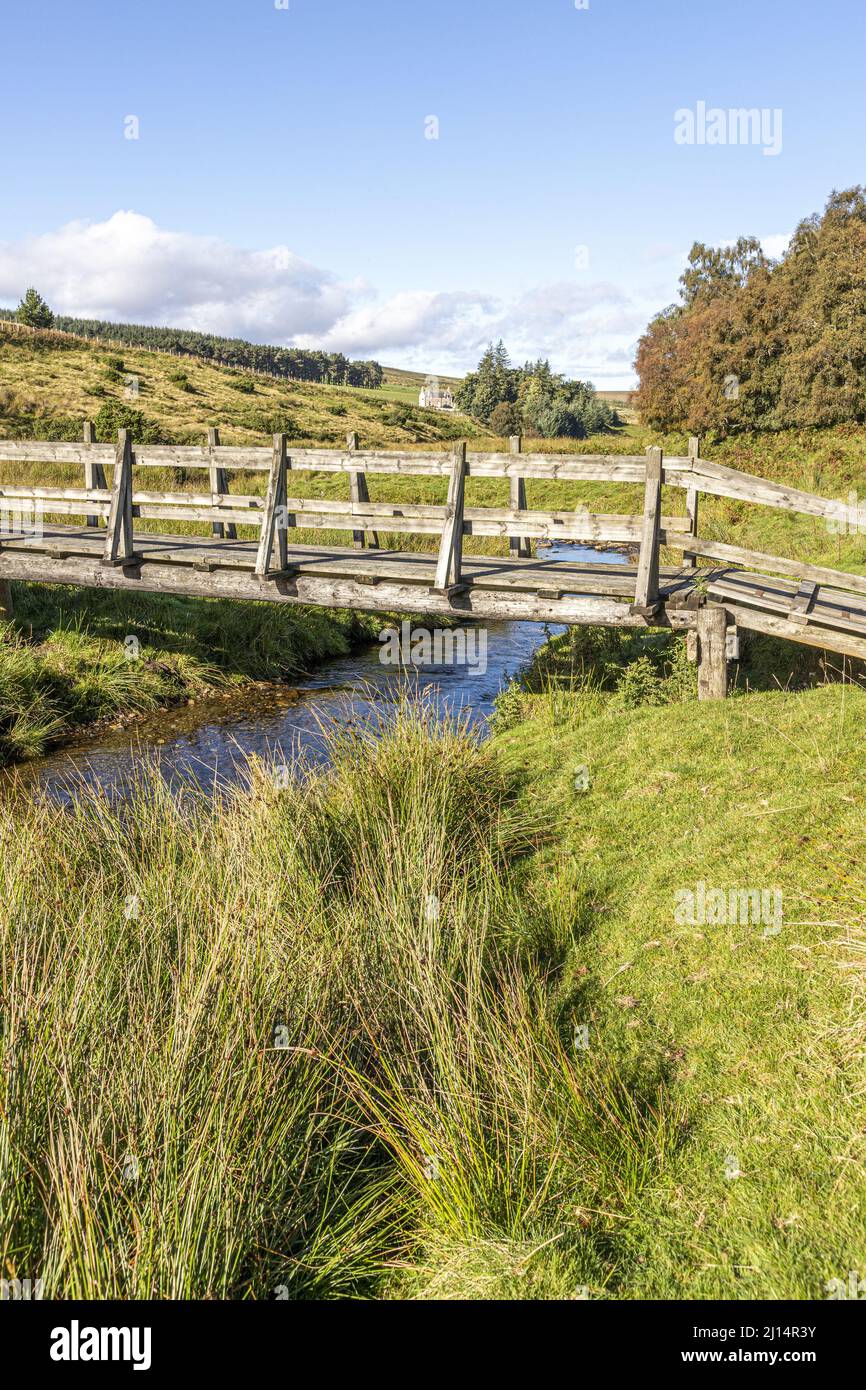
[0,704,684,1299]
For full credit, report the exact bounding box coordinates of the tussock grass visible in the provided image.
[0,704,684,1300]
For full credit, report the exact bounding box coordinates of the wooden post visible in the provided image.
[83,420,107,527]
[697,605,728,699]
[102,429,134,564]
[255,433,289,577]
[0,580,13,621]
[684,436,700,568]
[208,427,236,540]
[508,435,529,559]
[348,432,379,550]
[632,446,663,614]
[434,440,467,592]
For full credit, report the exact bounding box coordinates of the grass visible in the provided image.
[2,677,864,1300]
[0,323,476,450]
[492,673,866,1299]
[0,583,383,765]
[0,703,684,1299]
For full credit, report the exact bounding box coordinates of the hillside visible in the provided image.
[0,321,475,449]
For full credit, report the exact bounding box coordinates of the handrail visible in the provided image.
[0,424,861,595]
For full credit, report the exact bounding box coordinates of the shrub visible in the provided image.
[488,402,522,438]
[93,401,165,444]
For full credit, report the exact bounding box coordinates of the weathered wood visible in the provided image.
[662,529,866,599]
[632,447,663,614]
[683,436,700,568]
[102,430,134,565]
[0,542,699,629]
[508,436,530,559]
[347,432,380,550]
[255,434,289,577]
[697,605,728,700]
[715,601,866,662]
[787,579,818,625]
[666,454,847,523]
[83,421,108,528]
[208,427,237,540]
[0,579,13,620]
[10,430,866,680]
[0,439,657,483]
[434,441,467,591]
[726,625,741,661]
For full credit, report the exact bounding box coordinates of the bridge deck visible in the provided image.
[3,524,866,660]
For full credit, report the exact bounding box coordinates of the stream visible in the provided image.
[15,544,625,803]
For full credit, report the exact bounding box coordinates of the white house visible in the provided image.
[418,386,454,411]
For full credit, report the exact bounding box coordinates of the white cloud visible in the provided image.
[760,232,791,261]
[0,211,646,384]
[0,211,354,339]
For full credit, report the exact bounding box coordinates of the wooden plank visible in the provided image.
[508,435,530,559]
[716,601,866,662]
[255,434,289,577]
[102,430,134,565]
[83,421,108,528]
[347,432,379,550]
[703,569,866,635]
[787,579,818,625]
[0,543,699,629]
[697,605,728,699]
[683,436,700,568]
[208,427,237,540]
[666,454,847,523]
[434,441,467,591]
[106,445,658,482]
[661,530,866,599]
[632,447,662,613]
[0,440,117,466]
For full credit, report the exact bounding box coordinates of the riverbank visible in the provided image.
[0,580,385,765]
[2,677,864,1300]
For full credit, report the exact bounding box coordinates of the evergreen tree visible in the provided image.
[16,287,54,328]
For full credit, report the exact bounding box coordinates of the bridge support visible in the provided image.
[697,605,728,700]
[0,579,12,620]
[83,420,107,528]
[208,427,237,540]
[255,433,289,577]
[631,446,663,615]
[347,433,379,549]
[683,436,700,568]
[508,435,530,559]
[434,441,467,592]
[102,429,135,565]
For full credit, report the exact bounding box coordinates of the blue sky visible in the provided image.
[2,0,864,385]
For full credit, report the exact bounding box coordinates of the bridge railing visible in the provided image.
[1,426,864,613]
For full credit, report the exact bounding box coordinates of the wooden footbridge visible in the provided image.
[2,427,866,698]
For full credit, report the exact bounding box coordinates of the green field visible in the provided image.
[2,675,864,1298]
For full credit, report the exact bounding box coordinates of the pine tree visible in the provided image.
[16,287,54,328]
